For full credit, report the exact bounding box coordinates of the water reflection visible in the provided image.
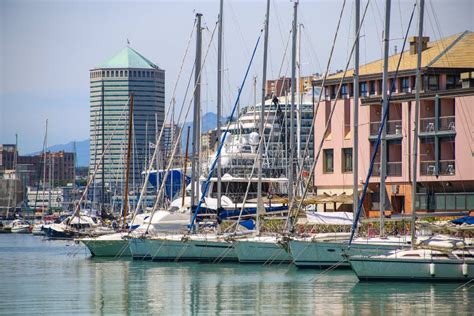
[0,235,472,315]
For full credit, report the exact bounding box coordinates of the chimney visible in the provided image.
[409,36,429,55]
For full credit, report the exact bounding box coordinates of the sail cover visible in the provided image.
[305,211,353,226]
[451,216,474,225]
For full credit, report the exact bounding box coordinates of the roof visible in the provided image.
[97,46,160,69]
[326,31,474,81]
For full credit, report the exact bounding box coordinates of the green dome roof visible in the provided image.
[97,46,159,69]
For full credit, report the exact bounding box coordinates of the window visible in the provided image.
[323,149,334,173]
[369,81,375,95]
[102,71,105,77]
[342,148,353,172]
[360,82,368,96]
[324,86,331,99]
[125,70,128,77]
[111,71,114,77]
[133,70,137,77]
[106,71,110,77]
[446,75,461,89]
[341,84,348,97]
[138,71,142,77]
[151,72,154,77]
[344,100,350,137]
[401,77,410,92]
[330,86,336,99]
[120,70,123,77]
[115,70,119,77]
[324,101,332,138]
[425,75,439,91]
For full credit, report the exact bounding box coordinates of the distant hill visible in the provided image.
[29,139,90,167]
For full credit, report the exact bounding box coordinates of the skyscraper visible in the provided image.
[89,46,165,193]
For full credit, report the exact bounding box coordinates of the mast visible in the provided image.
[182,126,191,207]
[289,0,298,205]
[411,0,424,248]
[216,0,223,213]
[296,22,302,194]
[42,120,48,215]
[379,0,391,237]
[48,146,52,212]
[353,0,360,219]
[253,76,257,129]
[155,113,159,195]
[122,93,134,228]
[101,81,105,215]
[13,134,18,215]
[191,13,202,222]
[257,0,270,233]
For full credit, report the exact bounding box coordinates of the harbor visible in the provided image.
[1,234,472,315]
[1,0,474,314]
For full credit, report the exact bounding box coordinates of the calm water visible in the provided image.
[0,234,472,315]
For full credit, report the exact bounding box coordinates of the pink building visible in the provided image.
[312,31,474,217]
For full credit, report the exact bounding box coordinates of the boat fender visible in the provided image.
[462,263,468,277]
[430,262,436,277]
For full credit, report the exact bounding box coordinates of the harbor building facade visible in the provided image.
[89,46,165,193]
[312,31,474,216]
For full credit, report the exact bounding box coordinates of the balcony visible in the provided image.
[369,120,402,138]
[419,117,435,133]
[419,116,456,135]
[387,162,402,176]
[371,162,402,177]
[439,160,455,176]
[420,161,437,176]
[439,116,456,133]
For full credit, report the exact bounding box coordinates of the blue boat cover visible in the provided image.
[451,216,474,225]
[239,219,255,230]
[148,170,190,199]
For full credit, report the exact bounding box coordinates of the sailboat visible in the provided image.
[232,0,296,265]
[347,0,474,281]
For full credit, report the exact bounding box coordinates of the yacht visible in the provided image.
[10,219,31,234]
[45,213,112,239]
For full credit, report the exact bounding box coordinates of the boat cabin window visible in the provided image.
[431,254,450,259]
[457,253,474,258]
[402,253,420,257]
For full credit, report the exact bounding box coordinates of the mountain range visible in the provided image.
[29,112,219,167]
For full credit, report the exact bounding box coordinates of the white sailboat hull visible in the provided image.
[234,237,292,264]
[350,257,474,281]
[290,237,411,268]
[189,237,237,262]
[129,236,196,261]
[129,234,237,262]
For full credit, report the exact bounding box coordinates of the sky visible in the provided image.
[1,0,472,154]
